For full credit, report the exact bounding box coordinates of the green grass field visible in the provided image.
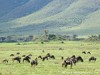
[0,41,100,75]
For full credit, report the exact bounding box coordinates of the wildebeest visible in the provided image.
[70,58,77,65]
[22,55,26,57]
[82,51,86,54]
[87,52,91,54]
[16,52,20,55]
[41,41,44,44]
[89,56,96,62]
[62,56,75,69]
[38,55,42,59]
[61,56,64,60]
[62,55,84,69]
[42,53,55,61]
[3,59,8,64]
[50,55,55,59]
[12,56,21,63]
[46,53,51,57]
[61,41,64,44]
[62,59,73,69]
[10,54,14,56]
[42,56,48,61]
[31,58,38,67]
[59,48,63,50]
[23,56,31,63]
[76,56,84,62]
[67,55,77,65]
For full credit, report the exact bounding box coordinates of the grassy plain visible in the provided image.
[0,41,100,75]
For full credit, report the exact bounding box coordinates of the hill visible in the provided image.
[0,0,100,36]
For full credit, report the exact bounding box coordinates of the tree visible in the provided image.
[88,35,98,41]
[0,37,6,42]
[73,34,78,40]
[44,30,49,41]
[98,35,100,39]
[48,34,57,40]
[25,35,34,42]
[6,36,12,42]
[28,35,34,41]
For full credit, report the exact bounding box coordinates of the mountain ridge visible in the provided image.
[0,0,100,36]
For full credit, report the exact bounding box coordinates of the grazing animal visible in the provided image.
[70,55,77,65]
[63,55,83,68]
[12,56,21,63]
[42,56,48,61]
[65,56,77,65]
[59,48,63,50]
[22,55,26,57]
[46,53,51,57]
[10,54,14,56]
[31,58,38,67]
[61,41,64,44]
[3,59,8,63]
[61,56,64,60]
[50,55,55,59]
[62,59,73,69]
[82,51,86,54]
[87,52,91,54]
[23,56,31,63]
[41,42,44,44]
[70,58,77,65]
[62,56,75,69]
[16,52,20,55]
[89,56,96,62]
[76,56,84,62]
[38,55,42,59]
[62,60,67,67]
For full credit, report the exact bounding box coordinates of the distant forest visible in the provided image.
[0,33,100,43]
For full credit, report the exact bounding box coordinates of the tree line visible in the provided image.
[0,33,100,42]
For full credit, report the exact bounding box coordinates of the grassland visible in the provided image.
[0,41,100,75]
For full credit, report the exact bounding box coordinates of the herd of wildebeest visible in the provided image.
[2,50,97,69]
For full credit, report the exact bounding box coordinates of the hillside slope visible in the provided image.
[0,0,52,22]
[64,9,100,36]
[0,0,29,21]
[0,0,100,36]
